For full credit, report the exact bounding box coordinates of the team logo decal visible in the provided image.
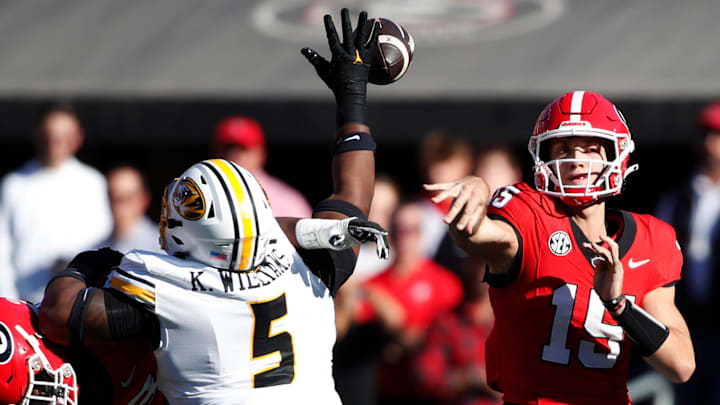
[0,321,14,365]
[548,231,572,256]
[173,177,206,221]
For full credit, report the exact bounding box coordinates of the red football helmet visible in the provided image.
[529,90,638,206]
[0,298,77,405]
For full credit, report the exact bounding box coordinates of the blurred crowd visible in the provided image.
[2,101,720,404]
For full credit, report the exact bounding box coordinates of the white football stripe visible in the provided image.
[379,35,410,82]
[569,90,585,122]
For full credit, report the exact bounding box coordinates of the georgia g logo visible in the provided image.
[0,322,14,365]
[548,231,572,256]
[173,177,206,221]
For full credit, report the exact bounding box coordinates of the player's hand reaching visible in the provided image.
[584,235,624,303]
[424,176,492,236]
[295,217,390,259]
[301,8,379,125]
[347,218,390,260]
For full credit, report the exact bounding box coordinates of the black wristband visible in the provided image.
[602,294,626,313]
[313,199,368,221]
[334,64,370,126]
[332,132,376,155]
[612,299,670,357]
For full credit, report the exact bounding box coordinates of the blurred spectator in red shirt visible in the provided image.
[415,259,501,405]
[357,201,463,404]
[212,115,312,217]
[333,174,403,405]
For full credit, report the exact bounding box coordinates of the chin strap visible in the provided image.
[624,163,639,178]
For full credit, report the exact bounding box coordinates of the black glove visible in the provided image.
[301,8,379,126]
[67,248,124,286]
[348,218,390,260]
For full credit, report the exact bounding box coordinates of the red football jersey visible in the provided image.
[484,183,681,405]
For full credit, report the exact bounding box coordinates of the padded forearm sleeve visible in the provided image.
[613,299,670,357]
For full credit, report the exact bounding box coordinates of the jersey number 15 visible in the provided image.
[542,283,635,369]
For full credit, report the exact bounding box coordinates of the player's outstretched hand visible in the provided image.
[424,176,491,235]
[347,218,390,260]
[584,235,624,302]
[301,8,379,98]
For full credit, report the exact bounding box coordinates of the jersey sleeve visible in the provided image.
[105,251,157,312]
[648,218,683,291]
[484,184,539,287]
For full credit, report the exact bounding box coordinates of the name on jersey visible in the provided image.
[189,248,292,293]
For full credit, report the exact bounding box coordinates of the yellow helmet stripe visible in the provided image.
[210,159,255,270]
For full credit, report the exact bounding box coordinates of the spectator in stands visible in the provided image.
[655,101,720,404]
[358,201,463,405]
[0,103,112,302]
[415,259,501,405]
[212,115,312,217]
[353,174,401,282]
[474,145,523,194]
[333,175,402,405]
[417,130,474,272]
[97,165,161,254]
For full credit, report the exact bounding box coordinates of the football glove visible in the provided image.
[347,218,390,260]
[296,217,390,260]
[301,8,379,126]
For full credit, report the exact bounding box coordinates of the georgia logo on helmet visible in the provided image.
[159,159,276,271]
[0,298,78,405]
[529,90,639,206]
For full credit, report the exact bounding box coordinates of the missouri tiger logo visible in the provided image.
[173,177,206,221]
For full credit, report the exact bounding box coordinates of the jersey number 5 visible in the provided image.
[249,293,295,388]
[541,284,635,369]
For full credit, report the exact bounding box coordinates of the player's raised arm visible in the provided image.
[291,8,388,263]
[301,8,378,220]
[424,176,519,274]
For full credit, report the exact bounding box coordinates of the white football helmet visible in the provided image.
[159,159,276,271]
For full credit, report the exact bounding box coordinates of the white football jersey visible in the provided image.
[105,224,340,405]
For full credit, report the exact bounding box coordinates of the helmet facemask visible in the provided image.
[15,326,77,405]
[529,91,639,207]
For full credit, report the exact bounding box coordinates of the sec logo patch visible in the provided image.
[548,231,572,256]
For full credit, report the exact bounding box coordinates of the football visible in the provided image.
[366,18,415,85]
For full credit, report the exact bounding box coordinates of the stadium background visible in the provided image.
[0,0,715,217]
[0,1,716,403]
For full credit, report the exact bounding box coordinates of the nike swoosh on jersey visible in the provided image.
[627,258,650,269]
[121,365,137,388]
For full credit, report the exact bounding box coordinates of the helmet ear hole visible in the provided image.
[207,203,215,219]
[172,236,184,245]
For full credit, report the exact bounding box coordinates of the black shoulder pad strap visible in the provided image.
[69,287,98,348]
